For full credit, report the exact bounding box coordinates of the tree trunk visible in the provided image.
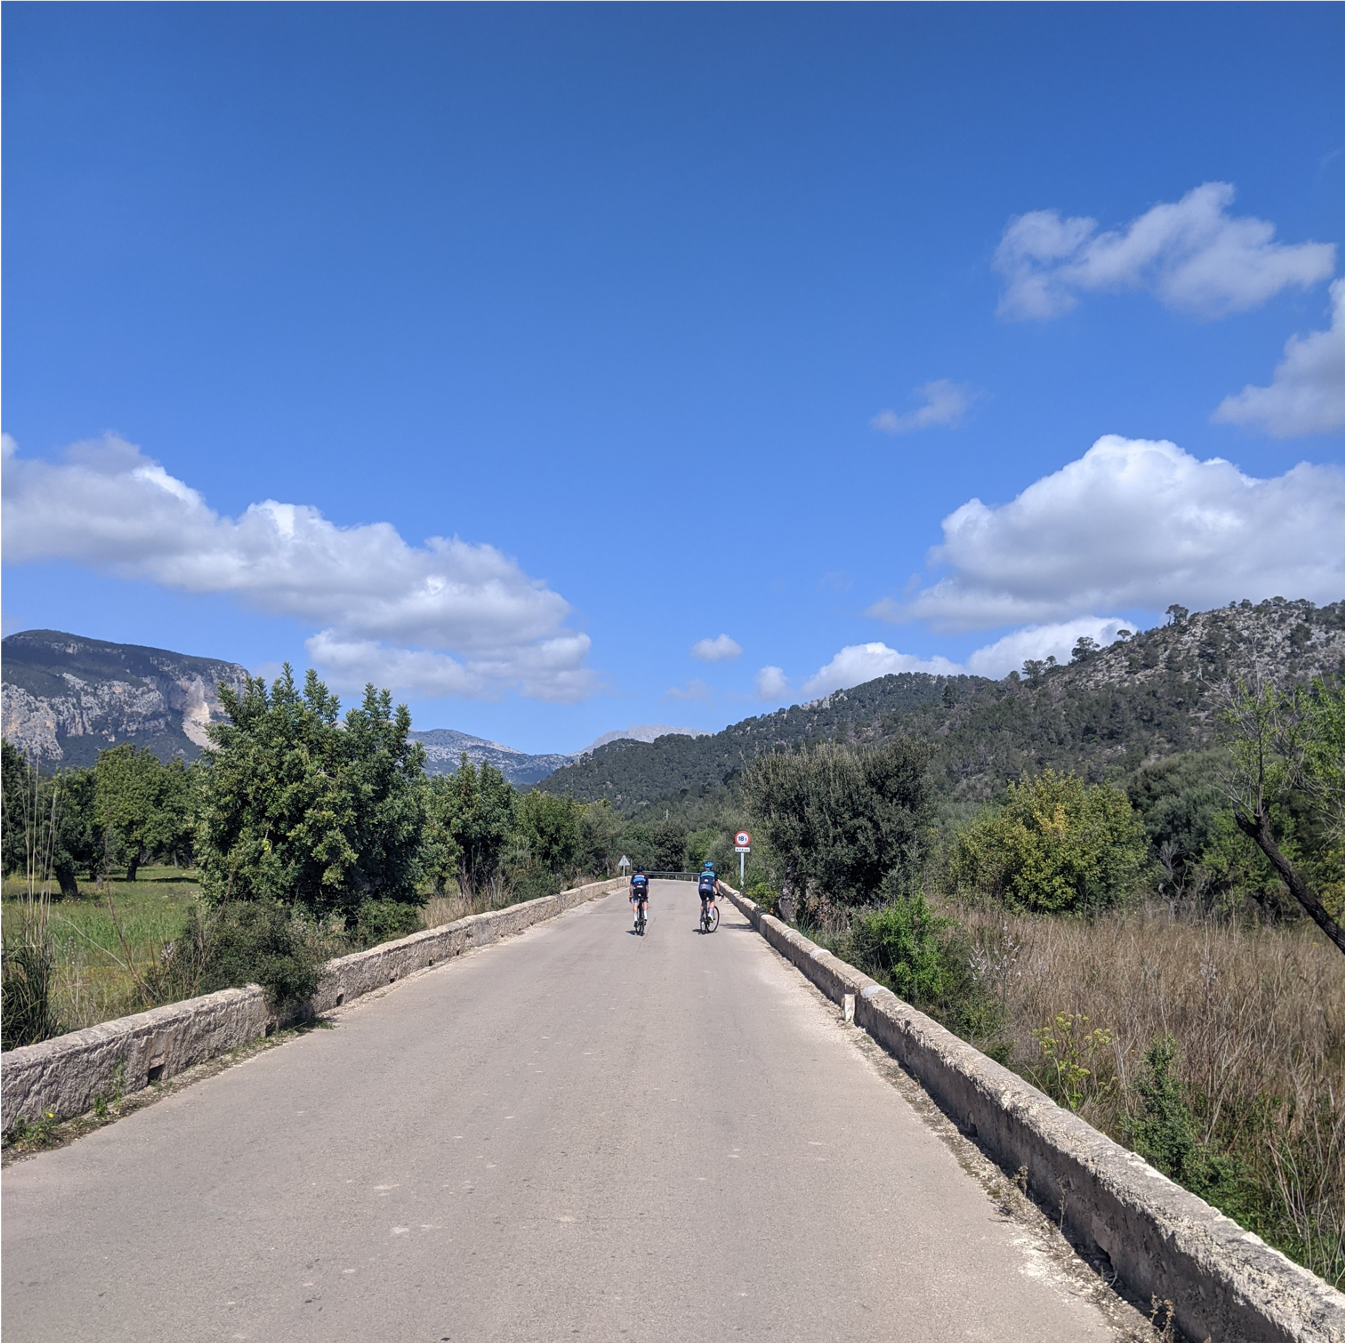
[1234,805,1345,958]
[55,859,80,901]
[125,850,141,884]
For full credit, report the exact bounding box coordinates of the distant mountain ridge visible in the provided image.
[537,598,1345,813]
[1,630,251,767]
[0,629,708,780]
[410,728,576,787]
[414,724,710,785]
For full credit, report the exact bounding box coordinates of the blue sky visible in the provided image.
[4,4,1344,753]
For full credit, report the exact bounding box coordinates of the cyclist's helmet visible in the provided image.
[703,860,714,870]
[635,866,645,874]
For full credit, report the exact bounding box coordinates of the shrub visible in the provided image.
[353,900,424,948]
[950,768,1148,913]
[849,891,950,1005]
[160,900,325,1018]
[745,880,781,916]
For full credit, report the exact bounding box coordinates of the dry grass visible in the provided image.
[942,897,1345,1285]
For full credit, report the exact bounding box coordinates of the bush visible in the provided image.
[353,900,423,948]
[950,769,1148,913]
[849,891,950,1004]
[161,900,325,1019]
[744,880,781,916]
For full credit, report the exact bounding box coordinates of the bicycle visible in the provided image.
[633,898,647,936]
[699,895,719,934]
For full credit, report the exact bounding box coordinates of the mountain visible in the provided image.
[1,630,251,767]
[409,728,575,787]
[411,725,707,785]
[539,671,972,811]
[586,724,709,750]
[537,598,1345,813]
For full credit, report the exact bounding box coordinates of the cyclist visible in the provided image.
[629,866,649,931]
[697,860,719,925]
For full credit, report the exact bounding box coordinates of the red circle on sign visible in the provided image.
[735,831,751,847]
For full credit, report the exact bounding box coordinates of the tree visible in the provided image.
[743,738,930,912]
[2,741,98,899]
[1219,679,1345,957]
[425,756,516,900]
[950,769,1148,914]
[195,668,427,918]
[516,791,583,878]
[93,745,194,881]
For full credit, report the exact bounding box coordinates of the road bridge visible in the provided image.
[2,882,1131,1341]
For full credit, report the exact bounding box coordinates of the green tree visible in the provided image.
[425,756,516,899]
[744,739,930,912]
[578,799,623,876]
[93,745,192,882]
[949,769,1148,913]
[516,791,584,879]
[195,668,427,918]
[1220,679,1345,955]
[2,742,98,899]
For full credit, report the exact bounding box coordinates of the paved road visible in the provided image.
[3,883,1121,1342]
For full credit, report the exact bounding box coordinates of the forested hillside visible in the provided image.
[540,671,979,810]
[540,598,1345,814]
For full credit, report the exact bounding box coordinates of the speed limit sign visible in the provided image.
[734,830,751,850]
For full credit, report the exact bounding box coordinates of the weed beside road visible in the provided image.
[815,897,1345,1289]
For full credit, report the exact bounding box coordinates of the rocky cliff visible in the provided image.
[1,630,251,767]
[409,728,576,787]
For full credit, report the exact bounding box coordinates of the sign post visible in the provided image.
[733,831,751,889]
[618,855,631,875]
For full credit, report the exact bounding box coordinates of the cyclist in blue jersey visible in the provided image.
[697,861,719,922]
[629,866,650,931]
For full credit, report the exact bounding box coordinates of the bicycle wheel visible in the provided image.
[707,903,719,932]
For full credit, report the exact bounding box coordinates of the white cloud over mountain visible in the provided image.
[871,380,976,435]
[1214,279,1345,438]
[995,182,1335,322]
[1,434,595,702]
[691,633,743,661]
[871,435,1345,630]
[963,617,1133,679]
[801,643,962,698]
[754,666,790,701]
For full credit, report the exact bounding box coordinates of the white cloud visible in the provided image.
[1,434,596,702]
[965,617,1132,679]
[1213,279,1345,437]
[801,643,963,698]
[995,182,1335,321]
[871,380,977,435]
[872,435,1345,630]
[691,633,743,662]
[664,678,712,703]
[754,666,790,701]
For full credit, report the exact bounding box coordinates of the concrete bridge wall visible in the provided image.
[719,882,1345,1343]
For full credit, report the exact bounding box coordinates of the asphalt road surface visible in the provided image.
[3,882,1124,1342]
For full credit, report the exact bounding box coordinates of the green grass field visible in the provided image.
[1,867,200,1032]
